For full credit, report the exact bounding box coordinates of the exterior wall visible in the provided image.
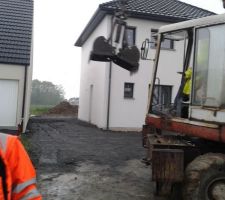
[0,44,33,133]
[0,64,25,130]
[108,18,177,131]
[78,16,111,128]
[23,42,34,133]
[79,16,184,131]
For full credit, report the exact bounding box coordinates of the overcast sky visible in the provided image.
[33,0,225,99]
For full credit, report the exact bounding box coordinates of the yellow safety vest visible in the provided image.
[183,68,192,95]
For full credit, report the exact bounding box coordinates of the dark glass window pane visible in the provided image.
[150,30,158,48]
[124,82,134,98]
[123,27,135,47]
[152,85,172,111]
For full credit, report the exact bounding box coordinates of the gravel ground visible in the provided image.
[27,117,166,200]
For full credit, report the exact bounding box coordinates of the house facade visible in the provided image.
[0,0,33,133]
[75,0,214,131]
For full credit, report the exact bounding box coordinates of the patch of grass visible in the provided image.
[30,105,53,116]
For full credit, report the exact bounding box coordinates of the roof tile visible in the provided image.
[75,0,215,47]
[0,0,33,65]
[100,0,215,20]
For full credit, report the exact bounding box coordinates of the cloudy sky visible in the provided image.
[33,0,225,99]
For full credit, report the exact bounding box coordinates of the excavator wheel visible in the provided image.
[183,153,225,200]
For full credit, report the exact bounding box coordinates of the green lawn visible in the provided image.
[30,105,53,116]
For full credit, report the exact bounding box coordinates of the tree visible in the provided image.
[31,79,65,105]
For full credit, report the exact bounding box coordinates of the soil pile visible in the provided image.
[45,101,78,116]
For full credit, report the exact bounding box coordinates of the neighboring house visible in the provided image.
[0,0,33,133]
[75,0,214,131]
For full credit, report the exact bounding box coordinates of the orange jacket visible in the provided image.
[0,132,42,200]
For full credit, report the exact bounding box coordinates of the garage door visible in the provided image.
[0,80,19,127]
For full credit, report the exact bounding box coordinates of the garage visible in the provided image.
[0,80,19,127]
[0,0,33,133]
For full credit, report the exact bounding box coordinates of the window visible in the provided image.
[123,27,136,47]
[151,29,174,50]
[192,24,225,107]
[152,85,172,111]
[124,82,134,98]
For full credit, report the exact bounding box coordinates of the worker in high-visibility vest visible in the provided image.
[0,132,42,200]
[181,68,192,118]
[182,67,192,102]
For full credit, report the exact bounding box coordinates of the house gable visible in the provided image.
[75,0,216,130]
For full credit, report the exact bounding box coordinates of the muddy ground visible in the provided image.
[27,117,166,200]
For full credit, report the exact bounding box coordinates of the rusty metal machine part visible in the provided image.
[89,0,140,72]
[90,36,116,62]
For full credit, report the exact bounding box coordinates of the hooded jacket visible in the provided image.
[0,132,42,200]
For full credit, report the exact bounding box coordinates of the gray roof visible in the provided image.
[100,0,215,21]
[0,0,33,65]
[75,0,215,47]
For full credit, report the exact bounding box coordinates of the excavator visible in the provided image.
[90,0,225,199]
[142,10,225,200]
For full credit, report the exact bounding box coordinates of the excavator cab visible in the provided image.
[148,17,225,124]
[149,29,192,119]
[143,14,225,199]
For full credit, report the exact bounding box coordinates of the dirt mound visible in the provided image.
[45,101,78,116]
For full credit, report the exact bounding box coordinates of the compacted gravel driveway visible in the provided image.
[27,117,163,200]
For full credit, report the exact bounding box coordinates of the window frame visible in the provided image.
[152,84,173,107]
[123,26,136,48]
[192,24,225,108]
[150,29,174,50]
[124,82,134,99]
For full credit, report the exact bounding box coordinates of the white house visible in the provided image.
[75,0,214,131]
[0,0,33,134]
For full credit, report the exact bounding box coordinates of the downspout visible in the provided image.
[106,61,112,130]
[106,15,114,130]
[20,65,28,134]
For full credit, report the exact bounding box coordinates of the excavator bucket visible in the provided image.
[90,36,115,62]
[113,46,140,72]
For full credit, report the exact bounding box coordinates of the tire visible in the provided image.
[183,153,225,200]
